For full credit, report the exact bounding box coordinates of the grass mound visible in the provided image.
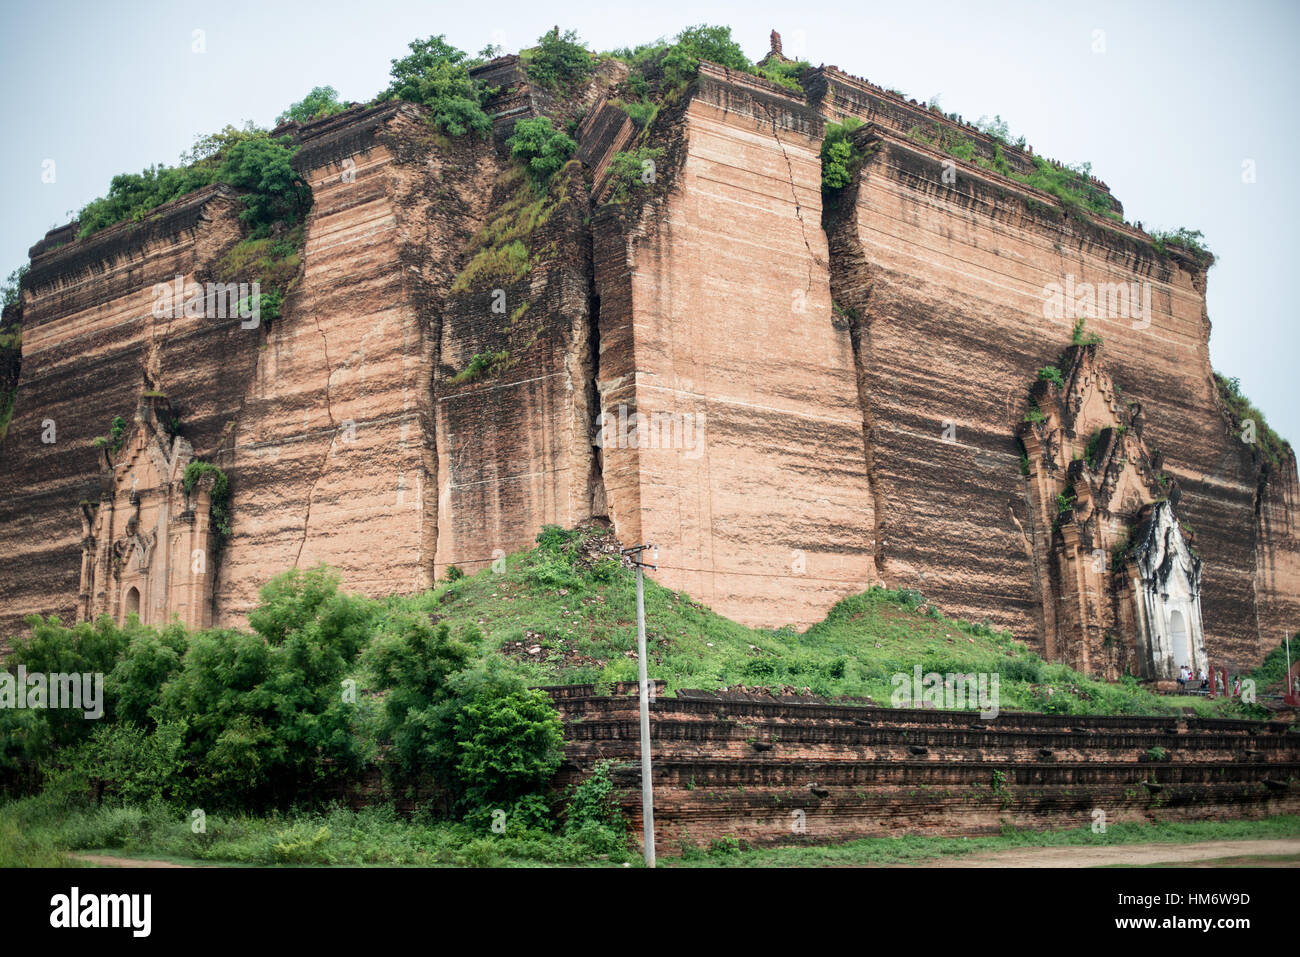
[381,523,1247,718]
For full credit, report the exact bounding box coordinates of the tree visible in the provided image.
[380,34,491,138]
[277,86,346,125]
[216,135,311,235]
[662,24,752,88]
[152,566,372,807]
[507,117,576,188]
[1,266,27,309]
[365,615,478,780]
[449,661,565,813]
[525,28,593,90]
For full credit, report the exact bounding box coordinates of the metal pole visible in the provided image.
[1287,633,1292,698]
[635,559,656,868]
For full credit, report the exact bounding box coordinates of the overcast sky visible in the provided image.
[2,0,1295,445]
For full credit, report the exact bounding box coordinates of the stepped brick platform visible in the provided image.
[542,684,1300,855]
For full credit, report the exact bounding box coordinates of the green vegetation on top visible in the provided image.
[276,86,347,125]
[1214,372,1291,468]
[906,106,1119,222]
[821,117,865,192]
[520,28,595,91]
[378,34,492,138]
[1151,226,1211,258]
[76,125,309,241]
[604,24,807,101]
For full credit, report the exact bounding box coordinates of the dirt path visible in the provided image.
[916,838,1300,868]
[71,853,193,868]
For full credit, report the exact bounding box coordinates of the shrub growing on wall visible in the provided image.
[507,117,577,189]
[821,117,864,191]
[523,28,594,91]
[379,34,491,138]
[277,86,347,125]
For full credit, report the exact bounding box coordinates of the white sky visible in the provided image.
[2,0,1295,444]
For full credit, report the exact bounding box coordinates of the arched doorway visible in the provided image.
[123,586,141,623]
[1169,609,1189,672]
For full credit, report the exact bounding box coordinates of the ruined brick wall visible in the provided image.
[213,105,501,622]
[593,64,878,628]
[0,186,252,644]
[551,687,1300,854]
[431,160,603,576]
[0,65,1295,673]
[823,124,1293,669]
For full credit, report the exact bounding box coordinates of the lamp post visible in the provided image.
[621,542,657,868]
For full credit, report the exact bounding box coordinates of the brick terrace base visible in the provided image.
[543,684,1300,856]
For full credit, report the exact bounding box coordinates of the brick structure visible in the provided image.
[548,685,1300,854]
[0,46,1295,676]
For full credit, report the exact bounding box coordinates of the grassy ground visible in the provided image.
[4,795,1297,868]
[666,816,1300,867]
[0,795,631,868]
[371,524,1256,719]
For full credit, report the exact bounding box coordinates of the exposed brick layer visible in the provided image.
[0,65,1295,675]
[549,687,1300,854]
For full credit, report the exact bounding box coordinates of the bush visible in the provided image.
[216,135,311,237]
[5,614,134,754]
[507,117,577,188]
[606,146,664,203]
[2,265,28,309]
[277,86,346,125]
[1214,371,1289,468]
[366,615,478,781]
[42,722,188,806]
[564,761,622,833]
[109,624,188,726]
[1150,227,1209,257]
[77,165,216,238]
[380,34,491,138]
[182,461,232,537]
[661,24,751,89]
[77,129,308,240]
[821,118,864,191]
[150,566,371,808]
[1071,317,1103,346]
[524,28,594,90]
[1037,365,1065,389]
[450,662,565,814]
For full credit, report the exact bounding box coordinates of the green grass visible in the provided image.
[448,165,571,294]
[1214,372,1290,469]
[12,795,1294,868]
[0,794,630,868]
[666,815,1300,867]
[392,524,1248,718]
